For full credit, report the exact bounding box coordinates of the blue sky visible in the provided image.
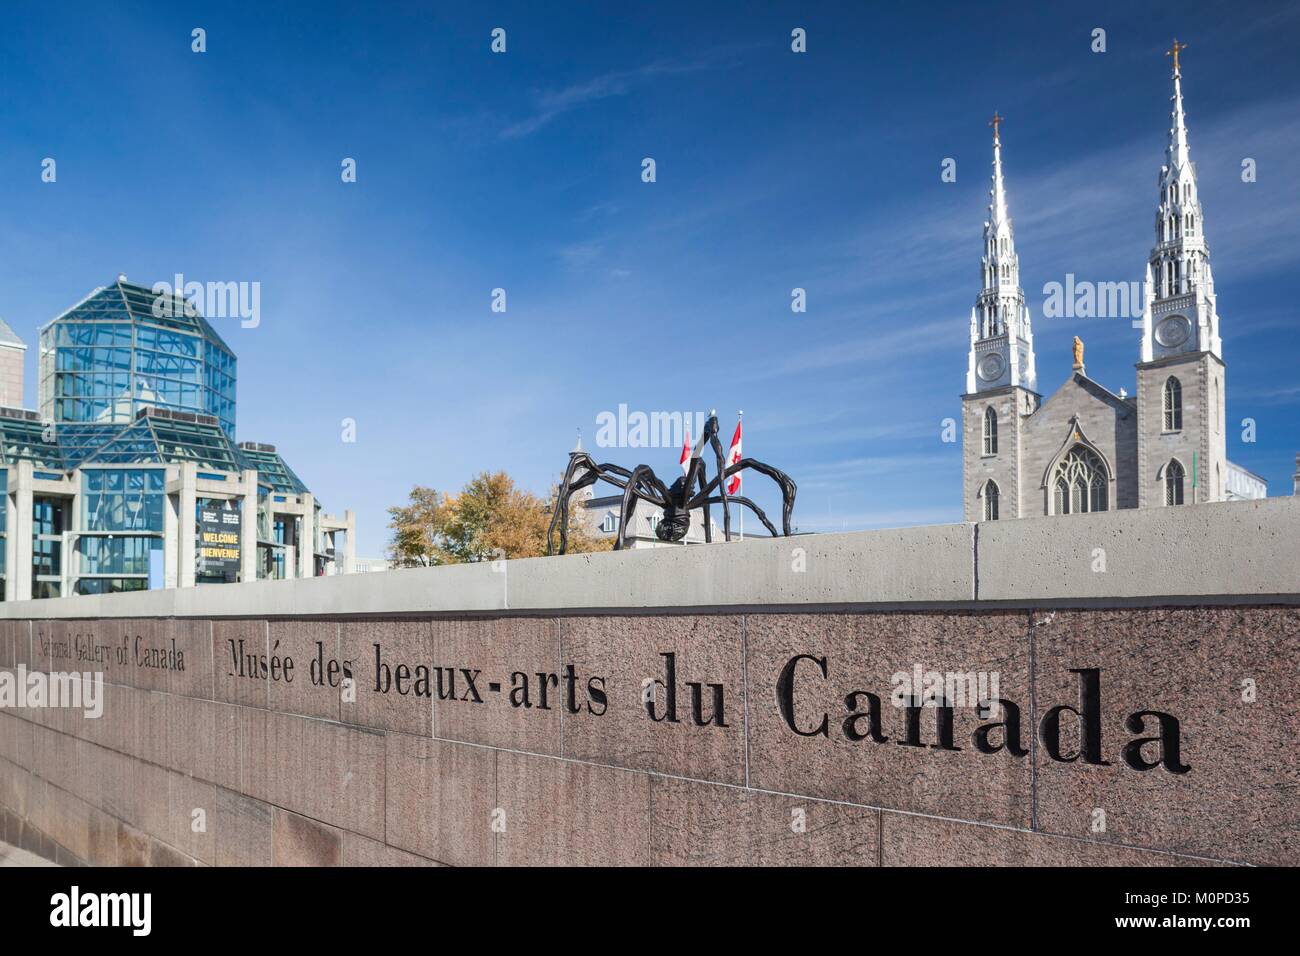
[2,0,1298,555]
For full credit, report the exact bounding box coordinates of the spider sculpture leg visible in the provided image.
[548,455,635,555]
[708,426,733,542]
[614,464,670,551]
[700,494,778,536]
[548,453,593,555]
[690,457,797,537]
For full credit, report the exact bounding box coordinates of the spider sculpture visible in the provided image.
[546,413,797,554]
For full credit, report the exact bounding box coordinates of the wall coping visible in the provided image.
[3,496,1297,619]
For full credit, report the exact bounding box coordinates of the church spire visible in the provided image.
[967,113,1036,395]
[1140,40,1222,363]
[1166,39,1190,173]
[989,111,1009,229]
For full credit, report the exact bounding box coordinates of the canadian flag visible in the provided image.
[680,426,692,475]
[725,418,742,495]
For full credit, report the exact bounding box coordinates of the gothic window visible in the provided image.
[1163,377,1183,430]
[983,407,998,455]
[1090,471,1108,512]
[982,480,1000,521]
[1164,459,1185,505]
[1051,445,1109,515]
[1187,213,1194,235]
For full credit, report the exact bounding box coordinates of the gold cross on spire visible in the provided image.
[1166,38,1187,71]
[989,111,1004,142]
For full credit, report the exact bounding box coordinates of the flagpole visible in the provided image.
[737,410,744,541]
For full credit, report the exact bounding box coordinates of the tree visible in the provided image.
[386,486,455,568]
[387,472,611,567]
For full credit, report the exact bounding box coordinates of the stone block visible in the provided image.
[745,611,1032,826]
[496,750,649,866]
[1031,606,1300,866]
[340,619,433,736]
[212,619,269,708]
[385,734,495,866]
[880,811,1210,866]
[267,619,341,720]
[560,614,745,783]
[213,788,273,867]
[650,776,879,866]
[272,807,342,866]
[434,617,560,753]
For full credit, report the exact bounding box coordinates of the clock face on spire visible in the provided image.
[1155,315,1191,348]
[978,353,1006,382]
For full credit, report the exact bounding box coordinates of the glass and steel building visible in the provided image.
[40,279,237,435]
[0,276,354,601]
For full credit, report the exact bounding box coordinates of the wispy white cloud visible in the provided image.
[556,239,606,269]
[824,92,1300,300]
[500,60,713,139]
[1233,383,1300,406]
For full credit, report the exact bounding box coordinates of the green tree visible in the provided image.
[387,472,611,566]
[385,486,454,568]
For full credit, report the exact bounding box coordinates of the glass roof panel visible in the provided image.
[44,280,235,357]
[237,444,309,494]
[54,423,124,468]
[79,414,241,472]
[0,415,66,469]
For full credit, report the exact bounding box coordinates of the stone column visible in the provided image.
[240,469,258,584]
[65,474,81,597]
[163,466,179,590]
[178,462,197,588]
[342,509,356,574]
[298,492,315,579]
[4,467,17,601]
[13,460,33,601]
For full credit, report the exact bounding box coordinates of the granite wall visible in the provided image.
[2,604,1295,867]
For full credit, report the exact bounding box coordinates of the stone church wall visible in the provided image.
[1019,374,1139,514]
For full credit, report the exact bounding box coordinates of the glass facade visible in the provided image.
[78,468,165,589]
[0,276,345,601]
[237,444,308,494]
[83,414,245,470]
[32,496,66,598]
[82,468,165,532]
[39,279,236,435]
[0,415,66,469]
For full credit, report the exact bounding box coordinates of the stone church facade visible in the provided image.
[962,45,1266,522]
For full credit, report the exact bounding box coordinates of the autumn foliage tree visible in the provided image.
[386,471,611,568]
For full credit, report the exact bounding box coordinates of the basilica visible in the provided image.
[962,42,1268,521]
